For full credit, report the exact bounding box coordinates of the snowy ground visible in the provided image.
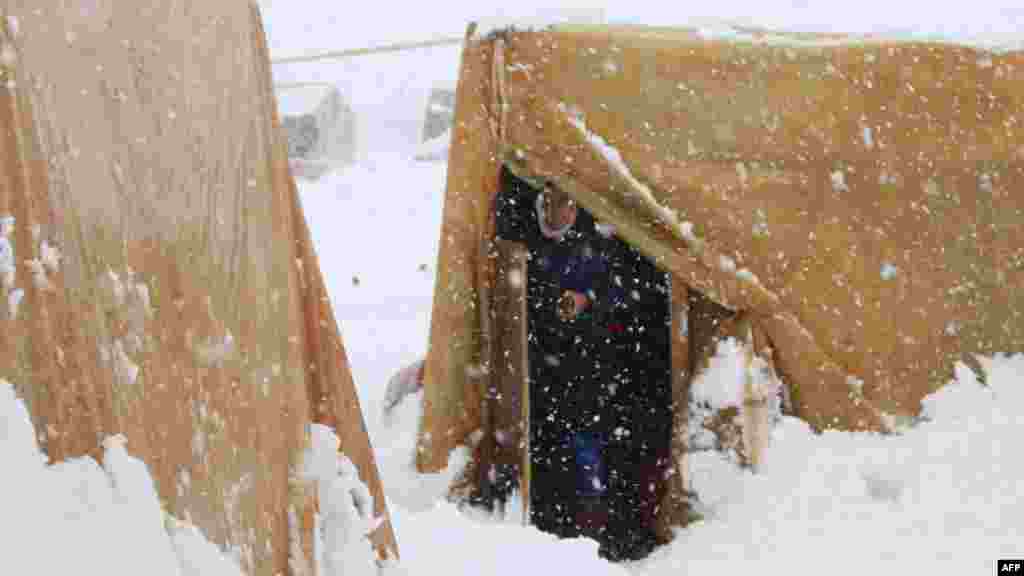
[299,160,1024,576]
[5,152,1021,574]
[2,117,1023,576]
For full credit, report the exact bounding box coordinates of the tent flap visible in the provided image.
[417,31,501,473]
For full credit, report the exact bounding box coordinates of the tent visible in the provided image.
[414,86,455,162]
[421,85,456,144]
[416,22,1024,538]
[0,2,396,575]
[277,83,358,178]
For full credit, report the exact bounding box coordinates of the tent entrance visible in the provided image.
[477,165,676,553]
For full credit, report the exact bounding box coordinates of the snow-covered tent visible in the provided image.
[413,8,605,164]
[0,3,396,575]
[277,83,358,177]
[416,21,1024,540]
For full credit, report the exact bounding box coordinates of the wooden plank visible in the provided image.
[490,240,529,519]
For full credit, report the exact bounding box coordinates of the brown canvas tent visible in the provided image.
[417,22,1024,536]
[0,2,396,575]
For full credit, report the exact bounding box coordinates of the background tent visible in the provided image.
[0,2,396,574]
[417,22,1024,535]
[414,85,455,162]
[278,83,358,178]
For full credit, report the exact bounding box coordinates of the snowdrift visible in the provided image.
[2,381,383,576]
[0,3,395,574]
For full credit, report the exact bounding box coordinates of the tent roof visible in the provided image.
[417,22,1024,475]
[501,20,1024,52]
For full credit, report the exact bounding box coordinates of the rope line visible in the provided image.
[272,36,465,65]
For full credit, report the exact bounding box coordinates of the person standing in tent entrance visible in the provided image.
[495,175,607,537]
[495,171,666,561]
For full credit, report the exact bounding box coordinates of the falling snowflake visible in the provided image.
[862,125,874,149]
[830,170,849,193]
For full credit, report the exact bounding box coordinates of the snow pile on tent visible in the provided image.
[0,380,243,576]
[295,425,382,576]
[0,379,389,576]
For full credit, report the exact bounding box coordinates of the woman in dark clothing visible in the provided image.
[495,172,612,537]
[494,168,671,560]
[594,233,673,561]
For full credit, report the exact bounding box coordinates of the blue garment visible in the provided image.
[534,236,634,318]
[573,431,608,497]
[535,239,605,297]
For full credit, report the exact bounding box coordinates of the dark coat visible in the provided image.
[495,168,672,557]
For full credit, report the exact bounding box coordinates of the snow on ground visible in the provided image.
[296,158,476,516]
[2,124,1022,576]
[295,156,1024,575]
[296,159,445,425]
[300,424,381,576]
[640,357,1024,576]
[0,381,244,576]
[3,341,1022,576]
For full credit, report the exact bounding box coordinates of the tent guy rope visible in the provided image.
[271,36,465,65]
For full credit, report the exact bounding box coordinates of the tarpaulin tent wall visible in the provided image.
[417,22,1024,533]
[0,2,396,574]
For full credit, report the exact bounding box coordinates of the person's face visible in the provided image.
[544,189,577,229]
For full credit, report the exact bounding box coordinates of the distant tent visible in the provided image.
[421,86,456,143]
[0,3,396,575]
[415,86,455,162]
[416,21,1024,544]
[277,83,358,178]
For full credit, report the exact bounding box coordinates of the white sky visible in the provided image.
[261,0,1024,161]
[259,0,1024,58]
